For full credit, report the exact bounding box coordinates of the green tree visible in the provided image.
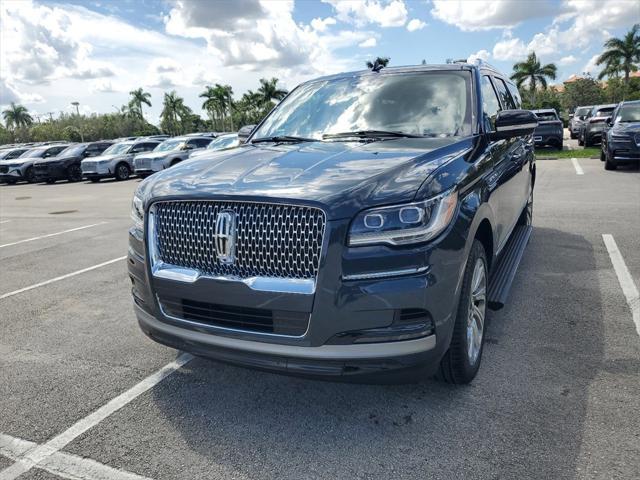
[596,24,640,88]
[2,102,34,130]
[128,88,152,119]
[258,78,288,103]
[560,76,604,113]
[160,90,191,135]
[366,57,390,70]
[510,52,557,92]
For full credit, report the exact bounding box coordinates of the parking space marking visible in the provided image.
[571,158,584,175]
[603,234,640,337]
[0,221,107,248]
[0,256,127,300]
[0,353,193,480]
[0,433,154,480]
[0,220,10,224]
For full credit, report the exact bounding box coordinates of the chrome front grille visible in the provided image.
[136,158,151,169]
[153,201,326,280]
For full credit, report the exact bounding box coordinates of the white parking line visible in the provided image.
[0,433,154,480]
[571,157,584,175]
[0,256,126,300]
[0,222,107,248]
[0,353,193,480]
[603,234,640,337]
[0,220,10,224]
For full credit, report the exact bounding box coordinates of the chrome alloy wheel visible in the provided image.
[466,258,487,365]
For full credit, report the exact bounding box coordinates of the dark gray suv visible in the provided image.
[129,63,537,384]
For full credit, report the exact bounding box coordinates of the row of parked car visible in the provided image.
[0,132,241,185]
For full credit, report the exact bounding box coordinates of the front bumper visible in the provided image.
[128,207,467,382]
[0,168,24,182]
[82,162,113,178]
[134,159,163,174]
[34,163,67,181]
[608,139,640,163]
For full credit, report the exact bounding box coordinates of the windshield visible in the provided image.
[535,112,558,121]
[21,148,47,158]
[207,135,239,150]
[102,143,131,155]
[252,71,473,140]
[154,139,184,152]
[59,144,86,157]
[616,104,640,123]
[594,108,614,117]
[575,107,590,118]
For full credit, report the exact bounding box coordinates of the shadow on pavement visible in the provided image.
[148,227,604,480]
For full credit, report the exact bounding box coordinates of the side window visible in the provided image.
[505,82,522,109]
[84,145,100,157]
[193,138,211,148]
[142,143,158,151]
[481,76,501,131]
[130,144,145,154]
[494,78,517,110]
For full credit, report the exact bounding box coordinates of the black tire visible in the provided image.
[600,150,606,161]
[89,178,100,183]
[438,240,488,384]
[557,142,563,151]
[115,162,131,181]
[6,179,17,185]
[518,188,533,226]
[584,136,592,147]
[605,156,617,170]
[67,164,83,182]
[170,159,181,167]
[24,167,35,183]
[46,178,56,184]
[570,132,577,139]
[578,135,584,146]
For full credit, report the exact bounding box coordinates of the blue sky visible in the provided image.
[1,0,637,124]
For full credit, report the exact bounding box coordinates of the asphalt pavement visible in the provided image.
[0,157,639,480]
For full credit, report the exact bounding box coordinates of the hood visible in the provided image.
[143,137,472,219]
[0,157,34,166]
[136,150,175,160]
[35,155,80,165]
[82,153,122,162]
[612,122,640,134]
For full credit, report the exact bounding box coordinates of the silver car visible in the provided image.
[81,140,160,182]
[0,144,71,184]
[133,136,212,177]
[188,133,240,160]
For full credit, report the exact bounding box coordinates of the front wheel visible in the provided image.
[605,157,617,170]
[115,163,131,181]
[578,135,584,146]
[67,164,83,182]
[438,240,488,384]
[24,167,35,183]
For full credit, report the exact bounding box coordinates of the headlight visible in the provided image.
[131,190,144,229]
[611,133,629,140]
[348,189,458,246]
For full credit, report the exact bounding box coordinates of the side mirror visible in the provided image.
[569,114,574,119]
[605,116,613,126]
[182,144,193,150]
[238,124,257,143]
[490,110,538,140]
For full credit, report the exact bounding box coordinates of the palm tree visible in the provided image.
[161,91,191,135]
[596,24,640,86]
[2,102,33,130]
[129,88,152,119]
[510,52,557,92]
[366,57,390,71]
[258,78,288,104]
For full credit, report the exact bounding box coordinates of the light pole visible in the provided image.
[70,102,84,141]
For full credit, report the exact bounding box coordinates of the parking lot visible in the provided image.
[0,157,639,480]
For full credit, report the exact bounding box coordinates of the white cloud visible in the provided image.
[492,37,529,61]
[310,16,336,32]
[90,79,117,93]
[0,78,44,106]
[431,0,556,31]
[406,19,426,32]
[323,0,408,28]
[582,54,602,77]
[467,49,491,64]
[557,55,578,66]
[359,37,377,48]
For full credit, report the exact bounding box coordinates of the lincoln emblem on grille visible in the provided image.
[214,210,237,265]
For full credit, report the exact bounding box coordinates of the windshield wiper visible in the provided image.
[322,130,424,140]
[251,135,317,144]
